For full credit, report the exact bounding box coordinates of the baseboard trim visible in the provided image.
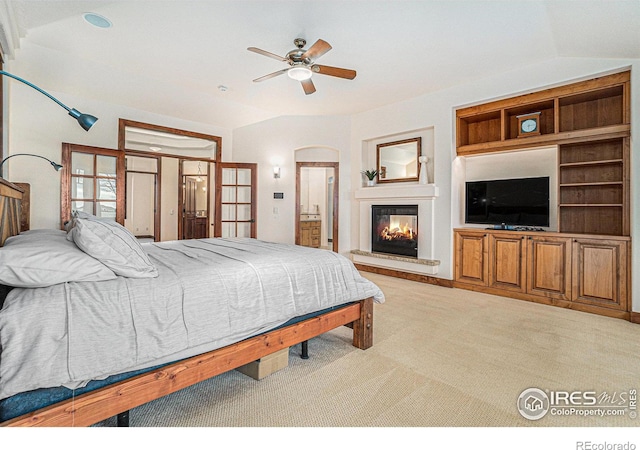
[354,263,453,288]
[453,281,634,322]
[630,311,640,324]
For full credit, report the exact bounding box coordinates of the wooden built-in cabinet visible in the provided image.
[455,71,632,320]
[454,229,630,319]
[299,220,321,248]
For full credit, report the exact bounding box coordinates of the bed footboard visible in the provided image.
[1,297,374,427]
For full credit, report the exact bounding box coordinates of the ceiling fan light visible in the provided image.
[287,66,312,81]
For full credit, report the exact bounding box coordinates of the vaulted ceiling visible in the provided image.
[2,0,639,129]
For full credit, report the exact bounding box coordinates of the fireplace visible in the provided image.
[371,205,418,258]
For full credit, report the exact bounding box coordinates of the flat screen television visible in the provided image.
[465,176,550,227]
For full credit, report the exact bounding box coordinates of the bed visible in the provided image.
[0,178,384,427]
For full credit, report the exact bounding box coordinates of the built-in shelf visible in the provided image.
[559,204,622,207]
[559,181,623,187]
[456,70,630,237]
[456,71,630,157]
[559,159,623,168]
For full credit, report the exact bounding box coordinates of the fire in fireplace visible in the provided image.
[371,205,418,258]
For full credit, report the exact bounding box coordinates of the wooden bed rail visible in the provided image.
[2,297,374,427]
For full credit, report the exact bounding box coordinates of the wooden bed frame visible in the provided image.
[0,178,374,427]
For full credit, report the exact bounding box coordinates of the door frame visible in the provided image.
[125,153,161,242]
[178,159,211,240]
[295,162,339,252]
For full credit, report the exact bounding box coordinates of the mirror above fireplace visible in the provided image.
[376,137,421,184]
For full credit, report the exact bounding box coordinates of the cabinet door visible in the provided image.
[454,230,488,286]
[571,238,628,310]
[300,224,311,247]
[526,236,572,301]
[489,233,526,292]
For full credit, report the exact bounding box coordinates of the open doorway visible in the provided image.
[179,160,210,239]
[296,162,339,252]
[125,154,160,242]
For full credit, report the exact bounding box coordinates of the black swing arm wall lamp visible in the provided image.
[0,153,63,173]
[0,69,98,131]
[0,69,98,176]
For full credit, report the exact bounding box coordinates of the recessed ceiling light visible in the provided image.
[83,13,112,29]
[149,146,161,152]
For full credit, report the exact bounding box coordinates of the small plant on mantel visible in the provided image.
[361,169,378,186]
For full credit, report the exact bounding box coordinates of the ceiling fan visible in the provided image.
[247,38,356,95]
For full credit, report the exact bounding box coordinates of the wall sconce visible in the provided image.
[0,70,98,131]
[273,166,281,179]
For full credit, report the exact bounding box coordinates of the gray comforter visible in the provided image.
[0,238,384,400]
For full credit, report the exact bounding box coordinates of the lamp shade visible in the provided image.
[287,66,312,81]
[68,108,98,131]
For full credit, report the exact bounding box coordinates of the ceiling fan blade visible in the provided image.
[312,64,356,80]
[302,39,332,61]
[301,78,316,95]
[253,68,288,82]
[247,47,288,62]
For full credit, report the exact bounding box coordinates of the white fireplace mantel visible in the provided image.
[354,183,439,200]
[352,183,440,275]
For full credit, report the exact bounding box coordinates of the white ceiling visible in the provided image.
[3,0,640,129]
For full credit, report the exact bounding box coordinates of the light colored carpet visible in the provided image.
[95,272,640,428]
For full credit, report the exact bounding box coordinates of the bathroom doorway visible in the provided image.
[295,162,339,252]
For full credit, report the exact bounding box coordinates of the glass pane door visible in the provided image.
[61,143,125,227]
[215,163,256,238]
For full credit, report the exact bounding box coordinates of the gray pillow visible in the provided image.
[69,216,158,278]
[0,230,117,288]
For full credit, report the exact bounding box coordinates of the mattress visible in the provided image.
[0,238,384,402]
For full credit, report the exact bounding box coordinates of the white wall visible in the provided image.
[232,115,351,249]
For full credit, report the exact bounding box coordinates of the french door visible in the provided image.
[214,163,257,238]
[60,143,125,228]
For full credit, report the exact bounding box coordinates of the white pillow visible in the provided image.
[0,230,117,288]
[69,216,158,278]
